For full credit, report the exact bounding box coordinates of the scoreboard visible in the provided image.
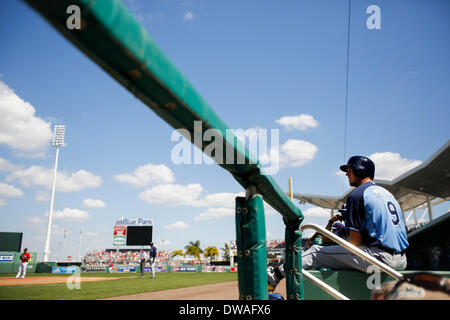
[113,218,153,246]
[0,232,23,252]
[126,226,153,246]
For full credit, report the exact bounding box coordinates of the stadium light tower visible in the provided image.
[43,125,66,262]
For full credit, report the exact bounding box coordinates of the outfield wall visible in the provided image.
[112,265,237,273]
[44,265,238,273]
[0,252,38,274]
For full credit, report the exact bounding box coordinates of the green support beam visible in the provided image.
[284,218,304,300]
[235,194,268,300]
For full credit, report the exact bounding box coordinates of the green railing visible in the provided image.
[24,0,304,300]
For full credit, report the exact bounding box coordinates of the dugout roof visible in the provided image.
[293,140,450,213]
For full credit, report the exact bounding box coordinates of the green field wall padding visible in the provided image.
[235,195,268,300]
[285,219,304,300]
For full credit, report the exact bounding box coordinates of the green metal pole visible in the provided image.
[235,192,268,300]
[284,217,304,300]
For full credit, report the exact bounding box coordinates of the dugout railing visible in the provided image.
[300,223,404,300]
[24,0,304,300]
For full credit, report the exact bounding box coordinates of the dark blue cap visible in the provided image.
[340,156,375,179]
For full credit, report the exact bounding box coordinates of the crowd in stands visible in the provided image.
[82,240,287,267]
[83,249,170,266]
[230,239,285,250]
[266,240,285,249]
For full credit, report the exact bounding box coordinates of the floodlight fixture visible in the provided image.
[51,125,67,147]
[43,125,67,262]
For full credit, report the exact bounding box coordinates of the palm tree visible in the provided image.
[221,243,230,261]
[171,250,185,259]
[184,240,203,262]
[171,250,185,266]
[204,246,219,263]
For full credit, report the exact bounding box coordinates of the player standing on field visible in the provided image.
[149,242,157,279]
[16,248,31,279]
[139,249,147,277]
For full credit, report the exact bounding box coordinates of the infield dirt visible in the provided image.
[0,277,119,286]
[101,278,286,300]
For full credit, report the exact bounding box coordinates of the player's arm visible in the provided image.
[322,215,343,243]
[344,194,364,247]
[348,230,363,247]
[307,232,319,245]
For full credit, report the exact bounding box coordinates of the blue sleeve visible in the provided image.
[345,192,365,233]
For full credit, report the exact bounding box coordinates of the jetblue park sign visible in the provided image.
[115,217,153,226]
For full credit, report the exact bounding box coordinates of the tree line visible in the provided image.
[170,240,233,262]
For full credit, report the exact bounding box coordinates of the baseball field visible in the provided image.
[0,272,241,300]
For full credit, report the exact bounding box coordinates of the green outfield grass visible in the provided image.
[0,272,237,300]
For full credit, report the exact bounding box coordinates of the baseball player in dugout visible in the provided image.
[16,248,31,279]
[268,156,409,291]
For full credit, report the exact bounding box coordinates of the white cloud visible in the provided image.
[260,139,317,169]
[194,207,234,221]
[139,181,245,211]
[45,207,90,222]
[114,163,175,188]
[303,207,332,218]
[35,190,50,202]
[56,169,102,192]
[82,198,106,209]
[279,139,318,167]
[0,80,52,156]
[156,239,171,247]
[164,221,190,231]
[24,215,46,225]
[0,182,23,207]
[139,183,203,206]
[184,11,194,21]
[6,165,102,192]
[194,192,244,208]
[369,152,422,180]
[24,215,63,235]
[0,182,23,198]
[85,231,99,237]
[0,157,20,171]
[275,114,318,131]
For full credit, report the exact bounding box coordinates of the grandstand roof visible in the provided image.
[293,140,450,212]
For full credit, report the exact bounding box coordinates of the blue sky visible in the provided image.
[0,0,449,261]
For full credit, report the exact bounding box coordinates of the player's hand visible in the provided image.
[267,266,278,292]
[329,214,343,223]
[267,263,285,292]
